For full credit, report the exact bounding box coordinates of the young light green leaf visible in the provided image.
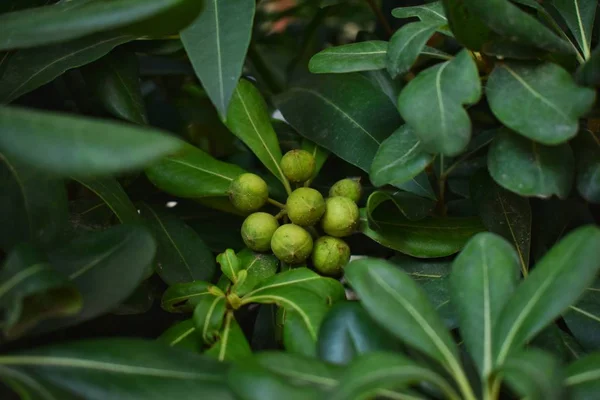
[366,191,434,222]
[161,280,217,313]
[157,319,201,352]
[500,349,564,400]
[488,129,574,198]
[309,41,387,74]
[232,249,278,296]
[392,2,448,24]
[193,295,226,345]
[300,138,329,180]
[181,0,255,118]
[370,124,434,188]
[387,21,440,79]
[565,353,600,400]
[572,130,600,203]
[0,106,184,177]
[486,62,596,145]
[397,49,481,156]
[450,233,520,377]
[145,142,246,198]
[547,0,596,59]
[217,249,241,283]
[226,79,291,194]
[205,312,252,362]
[563,280,600,352]
[76,178,139,224]
[139,204,216,285]
[493,225,600,364]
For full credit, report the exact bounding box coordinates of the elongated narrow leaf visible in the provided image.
[181,0,255,117]
[275,74,402,172]
[493,225,600,364]
[547,0,596,59]
[0,338,232,399]
[194,295,226,345]
[392,2,448,24]
[140,204,215,285]
[564,280,600,351]
[205,312,252,362]
[398,49,481,156]
[0,107,184,177]
[501,349,564,400]
[157,319,201,352]
[309,41,387,74]
[146,142,246,198]
[161,280,216,313]
[471,170,532,274]
[226,79,290,192]
[76,178,139,224]
[450,233,520,376]
[487,62,596,145]
[366,191,434,222]
[572,130,600,203]
[488,129,574,198]
[565,353,600,400]
[387,21,439,79]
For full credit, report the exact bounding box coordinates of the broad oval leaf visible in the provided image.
[493,225,600,365]
[500,349,564,400]
[161,280,217,313]
[572,130,600,203]
[387,21,439,79]
[309,41,387,74]
[441,0,494,51]
[563,280,600,352]
[397,49,481,157]
[193,295,226,345]
[145,142,246,198]
[76,177,139,224]
[565,353,600,400]
[486,62,596,145]
[275,74,402,172]
[488,129,575,198]
[204,312,252,362]
[157,319,201,352]
[0,106,184,177]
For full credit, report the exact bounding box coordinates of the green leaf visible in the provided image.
[217,249,241,283]
[547,0,596,59]
[0,33,133,103]
[500,349,564,400]
[157,319,201,352]
[145,142,246,198]
[76,178,139,224]
[82,48,147,124]
[392,2,448,24]
[493,225,600,364]
[397,49,481,156]
[139,204,215,285]
[386,22,440,79]
[300,138,329,181]
[225,79,291,193]
[161,280,217,313]
[232,249,278,296]
[0,154,68,251]
[366,190,434,222]
[309,41,387,74]
[317,301,402,365]
[0,244,82,339]
[441,0,494,51]
[450,233,520,377]
[361,68,404,104]
[565,353,600,400]
[576,44,600,87]
[275,74,402,172]
[395,171,437,200]
[0,106,184,177]
[193,295,226,345]
[181,0,255,118]
[370,125,434,188]
[572,130,600,203]
[0,338,232,399]
[205,312,252,362]
[564,280,600,351]
[471,170,532,275]
[488,128,575,198]
[486,62,596,145]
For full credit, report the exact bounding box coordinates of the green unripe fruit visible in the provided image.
[228,173,268,212]
[329,178,362,203]
[280,149,316,183]
[312,236,351,276]
[321,196,359,237]
[241,212,279,252]
[271,224,313,264]
[286,187,326,226]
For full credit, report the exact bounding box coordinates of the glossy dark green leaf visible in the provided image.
[0,154,68,251]
[370,125,434,188]
[82,49,146,124]
[76,178,139,224]
[572,130,600,203]
[387,22,439,79]
[226,79,291,193]
[366,190,434,222]
[275,74,402,172]
[0,364,78,400]
[0,106,184,177]
[139,204,215,285]
[395,171,437,200]
[193,295,226,345]
[576,44,600,86]
[398,49,481,157]
[564,280,600,351]
[317,301,402,365]
[146,143,246,198]
[450,233,520,377]
[547,0,596,59]
[565,353,600,400]
[300,139,329,181]
[488,129,574,198]
[487,62,595,145]
[442,0,494,51]
[0,338,232,399]
[232,249,278,297]
[205,312,252,362]
[471,170,532,274]
[501,349,564,400]
[493,225,600,365]
[361,68,404,104]
[181,0,254,118]
[309,41,387,74]
[112,280,155,315]
[161,280,218,313]
[392,2,448,24]
[157,319,201,352]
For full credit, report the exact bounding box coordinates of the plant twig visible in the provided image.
[268,198,286,209]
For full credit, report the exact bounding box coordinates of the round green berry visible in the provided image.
[280,150,315,183]
[241,212,279,252]
[228,173,268,212]
[329,178,362,203]
[312,236,351,276]
[271,224,313,264]
[286,187,325,226]
[321,196,359,237]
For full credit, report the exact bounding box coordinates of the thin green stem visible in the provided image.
[274,209,288,220]
[268,198,286,209]
[449,363,477,400]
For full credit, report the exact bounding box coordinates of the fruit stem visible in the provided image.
[268,198,286,209]
[274,209,288,220]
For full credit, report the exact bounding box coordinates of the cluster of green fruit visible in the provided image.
[228,149,361,276]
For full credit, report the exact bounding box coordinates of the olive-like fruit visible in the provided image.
[280,149,315,183]
[329,178,362,203]
[271,224,313,264]
[228,173,269,212]
[286,187,326,226]
[312,236,351,276]
[321,196,359,237]
[241,212,279,252]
